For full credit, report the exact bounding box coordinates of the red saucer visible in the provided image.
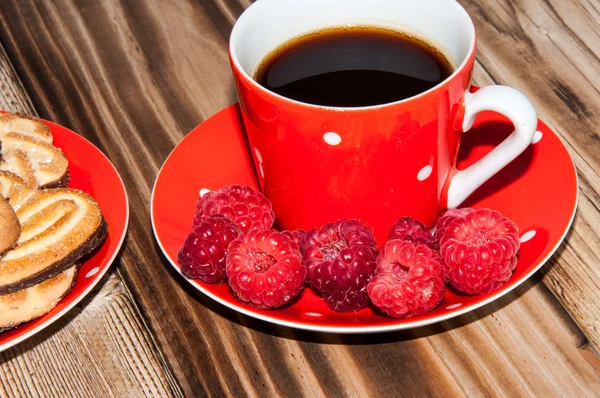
[0,117,129,351]
[152,98,577,333]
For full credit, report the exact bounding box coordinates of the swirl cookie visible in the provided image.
[0,170,36,210]
[1,133,69,188]
[0,188,106,294]
[0,265,77,331]
[0,149,38,189]
[0,113,53,144]
[0,194,20,257]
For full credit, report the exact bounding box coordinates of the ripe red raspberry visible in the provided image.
[368,240,445,318]
[303,219,378,312]
[434,208,474,242]
[439,208,519,295]
[194,184,275,233]
[226,230,306,309]
[280,230,306,250]
[178,215,242,283]
[389,216,437,250]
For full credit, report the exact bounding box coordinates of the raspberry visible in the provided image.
[178,215,242,283]
[439,208,519,295]
[303,219,378,312]
[368,240,445,318]
[389,216,437,250]
[226,230,306,309]
[194,185,275,233]
[434,208,474,242]
[280,230,306,250]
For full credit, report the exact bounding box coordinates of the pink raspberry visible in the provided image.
[439,208,520,295]
[368,240,445,318]
[303,219,378,312]
[194,184,275,233]
[389,216,437,250]
[178,215,242,283]
[226,230,306,309]
[434,208,474,242]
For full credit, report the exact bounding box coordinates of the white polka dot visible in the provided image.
[254,147,263,163]
[520,230,536,243]
[417,165,433,181]
[323,132,342,146]
[446,303,462,310]
[199,188,211,197]
[85,267,100,278]
[305,312,323,317]
[259,164,264,178]
[532,131,543,144]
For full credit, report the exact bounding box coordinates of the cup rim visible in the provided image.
[229,0,477,112]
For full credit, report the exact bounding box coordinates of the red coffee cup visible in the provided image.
[229,0,537,243]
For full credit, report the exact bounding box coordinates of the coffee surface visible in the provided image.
[255,27,454,107]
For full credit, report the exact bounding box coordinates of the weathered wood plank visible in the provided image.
[0,276,181,397]
[0,0,598,396]
[0,37,182,398]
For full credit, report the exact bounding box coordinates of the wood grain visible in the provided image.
[0,0,598,396]
[0,276,181,397]
[0,39,182,397]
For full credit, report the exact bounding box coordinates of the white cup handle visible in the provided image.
[445,85,538,208]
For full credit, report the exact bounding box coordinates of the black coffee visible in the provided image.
[255,27,454,107]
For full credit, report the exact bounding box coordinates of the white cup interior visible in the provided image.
[230,0,475,81]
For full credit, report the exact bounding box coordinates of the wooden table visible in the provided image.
[0,0,599,396]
